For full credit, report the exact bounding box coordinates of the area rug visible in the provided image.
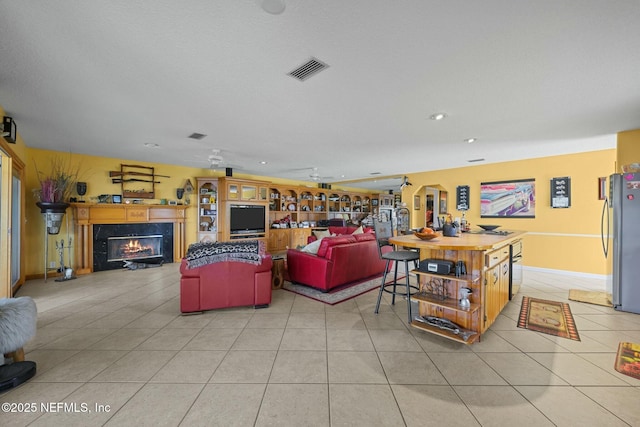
[517,296,580,341]
[614,342,640,380]
[568,289,612,307]
[283,275,404,305]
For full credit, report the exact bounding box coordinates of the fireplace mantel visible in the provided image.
[71,203,187,275]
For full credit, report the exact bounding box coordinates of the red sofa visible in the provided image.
[287,233,390,292]
[179,254,272,313]
[307,226,373,244]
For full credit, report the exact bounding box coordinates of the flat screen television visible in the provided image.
[230,204,266,234]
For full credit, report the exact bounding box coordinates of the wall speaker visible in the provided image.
[2,116,17,143]
[225,167,233,177]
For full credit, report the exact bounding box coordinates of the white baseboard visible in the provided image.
[523,265,608,281]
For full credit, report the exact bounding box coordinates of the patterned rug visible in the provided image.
[568,289,612,307]
[283,275,404,305]
[517,296,580,341]
[614,342,640,380]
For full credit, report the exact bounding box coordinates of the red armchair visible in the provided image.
[179,254,272,313]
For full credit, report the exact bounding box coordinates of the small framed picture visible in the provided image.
[414,195,420,210]
[112,195,122,204]
[290,221,298,228]
[200,188,208,194]
[168,200,177,205]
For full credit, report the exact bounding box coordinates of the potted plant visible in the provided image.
[33,155,80,234]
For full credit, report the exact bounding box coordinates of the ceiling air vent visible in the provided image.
[288,58,329,81]
[467,158,485,163]
[188,133,207,140]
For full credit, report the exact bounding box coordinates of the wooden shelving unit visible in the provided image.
[196,177,218,243]
[411,270,481,345]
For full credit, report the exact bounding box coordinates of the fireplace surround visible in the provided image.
[94,224,172,271]
[72,204,187,274]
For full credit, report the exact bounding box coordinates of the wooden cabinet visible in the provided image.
[267,229,289,253]
[483,244,510,331]
[216,177,270,243]
[266,228,311,253]
[196,177,218,243]
[225,180,268,201]
[291,228,311,248]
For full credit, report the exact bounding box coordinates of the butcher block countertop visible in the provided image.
[389,230,526,251]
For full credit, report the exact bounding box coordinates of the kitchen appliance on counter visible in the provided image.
[602,172,640,314]
[509,239,523,300]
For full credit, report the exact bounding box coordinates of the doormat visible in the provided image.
[517,296,580,341]
[614,342,640,380]
[283,275,405,306]
[568,289,612,307]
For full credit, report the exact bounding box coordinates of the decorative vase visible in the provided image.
[36,202,70,235]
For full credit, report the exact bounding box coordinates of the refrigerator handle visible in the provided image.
[601,197,609,258]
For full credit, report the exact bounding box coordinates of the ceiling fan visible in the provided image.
[207,149,225,167]
[189,149,243,170]
[307,167,333,182]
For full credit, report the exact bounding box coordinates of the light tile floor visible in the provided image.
[2,266,640,426]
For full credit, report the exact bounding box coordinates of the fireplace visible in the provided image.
[93,223,173,271]
[107,235,163,262]
[72,204,187,275]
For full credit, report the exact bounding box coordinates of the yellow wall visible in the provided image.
[23,148,372,277]
[617,129,640,171]
[402,149,616,275]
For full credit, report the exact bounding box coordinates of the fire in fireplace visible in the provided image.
[107,235,163,262]
[93,223,173,271]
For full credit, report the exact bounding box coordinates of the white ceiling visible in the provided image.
[1,0,638,191]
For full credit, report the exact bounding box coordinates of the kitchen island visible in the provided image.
[390,230,525,344]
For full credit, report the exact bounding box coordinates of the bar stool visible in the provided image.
[373,219,420,323]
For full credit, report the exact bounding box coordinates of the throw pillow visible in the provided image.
[300,238,323,255]
[351,225,364,235]
[313,229,331,240]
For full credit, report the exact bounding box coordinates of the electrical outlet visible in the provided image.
[49,261,56,268]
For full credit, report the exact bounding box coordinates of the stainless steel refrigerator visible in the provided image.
[602,172,640,314]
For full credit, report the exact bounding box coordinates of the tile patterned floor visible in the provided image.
[2,266,640,426]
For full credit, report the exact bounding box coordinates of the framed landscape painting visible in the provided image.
[480,178,535,218]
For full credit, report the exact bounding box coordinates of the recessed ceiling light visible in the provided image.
[261,0,285,15]
[465,138,476,143]
[430,113,447,121]
[144,143,159,148]
[259,161,267,165]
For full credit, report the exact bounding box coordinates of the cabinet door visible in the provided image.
[268,229,288,253]
[484,264,500,330]
[228,183,239,200]
[500,259,510,308]
[241,185,257,200]
[258,186,268,201]
[290,228,310,249]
